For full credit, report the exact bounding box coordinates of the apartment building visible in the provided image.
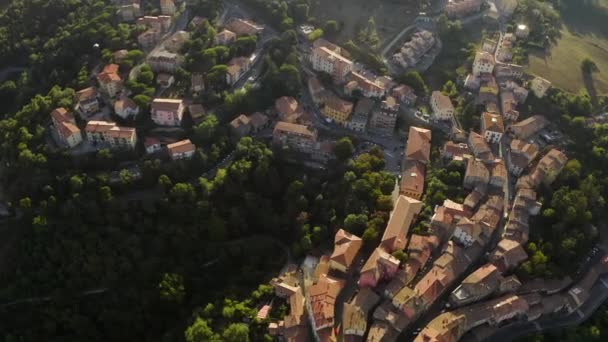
[473,51,495,76]
[160,0,176,15]
[226,56,251,85]
[151,98,184,126]
[322,95,354,124]
[51,108,82,148]
[369,96,399,135]
[147,50,183,73]
[481,112,504,143]
[272,121,318,154]
[167,139,196,160]
[85,121,137,149]
[310,45,354,82]
[97,64,122,98]
[75,87,100,116]
[430,91,454,121]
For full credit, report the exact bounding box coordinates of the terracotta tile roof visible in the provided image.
[308,77,324,95]
[510,139,539,161]
[405,126,432,163]
[230,114,250,129]
[432,91,454,111]
[343,288,379,336]
[325,95,354,113]
[313,38,342,52]
[275,96,300,116]
[144,136,160,147]
[475,51,495,65]
[443,141,469,158]
[85,120,118,133]
[188,104,206,118]
[57,121,80,137]
[360,247,400,281]
[454,217,483,242]
[464,186,485,210]
[102,64,120,74]
[392,84,416,99]
[431,205,454,227]
[97,71,121,83]
[51,107,73,123]
[216,29,236,41]
[400,160,426,195]
[462,263,498,285]
[443,199,467,217]
[315,46,354,67]
[354,98,375,114]
[510,115,549,140]
[152,98,183,112]
[114,97,138,112]
[382,96,399,111]
[381,195,423,252]
[414,311,465,342]
[482,112,504,133]
[226,18,264,36]
[85,121,135,138]
[537,149,567,173]
[468,131,493,160]
[249,112,268,128]
[490,159,507,182]
[76,87,97,101]
[491,239,528,271]
[347,71,385,94]
[226,57,251,78]
[309,274,344,330]
[273,121,316,139]
[167,139,195,155]
[330,229,362,270]
[465,158,490,185]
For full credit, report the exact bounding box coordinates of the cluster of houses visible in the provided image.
[466,30,552,105]
[418,254,608,342]
[308,39,421,136]
[214,18,264,85]
[50,94,199,161]
[50,5,270,163]
[392,30,437,70]
[262,113,575,341]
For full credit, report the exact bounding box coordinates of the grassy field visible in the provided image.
[310,0,419,46]
[526,0,608,96]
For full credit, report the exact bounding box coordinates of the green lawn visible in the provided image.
[526,0,608,96]
[311,0,418,46]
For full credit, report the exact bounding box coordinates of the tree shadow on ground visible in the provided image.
[560,0,608,37]
[583,70,600,111]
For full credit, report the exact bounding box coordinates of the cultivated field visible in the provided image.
[311,0,419,47]
[526,0,608,95]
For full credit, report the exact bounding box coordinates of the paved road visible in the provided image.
[1,287,109,309]
[484,274,608,342]
[381,24,420,58]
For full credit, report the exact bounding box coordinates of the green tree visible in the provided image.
[185,317,220,342]
[397,71,428,94]
[159,174,173,190]
[324,20,339,37]
[119,169,133,185]
[581,57,598,74]
[133,94,151,109]
[159,273,186,304]
[222,323,249,342]
[334,137,354,160]
[344,214,368,235]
